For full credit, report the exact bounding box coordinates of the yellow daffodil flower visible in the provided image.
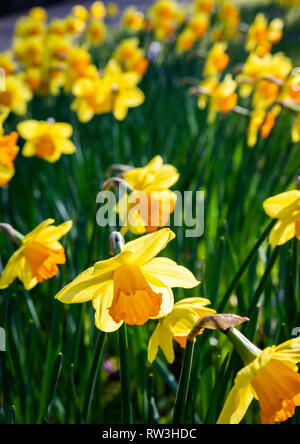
[72,5,89,22]
[14,16,45,39]
[187,13,209,39]
[148,297,215,363]
[217,331,300,424]
[176,29,196,52]
[207,74,237,123]
[86,20,106,46]
[0,75,32,116]
[72,59,145,122]
[14,37,44,68]
[64,15,86,37]
[29,7,48,22]
[0,219,72,290]
[263,190,300,245]
[114,39,148,76]
[90,1,107,20]
[64,47,98,92]
[122,7,145,32]
[0,131,19,186]
[56,228,199,331]
[17,120,76,163]
[203,42,229,78]
[246,13,283,56]
[119,155,179,235]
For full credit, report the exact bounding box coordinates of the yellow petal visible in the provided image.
[22,141,36,157]
[269,219,295,246]
[217,384,254,424]
[263,191,300,219]
[17,120,40,140]
[55,268,113,303]
[148,278,174,318]
[36,220,72,244]
[23,219,55,244]
[18,256,37,290]
[168,306,216,336]
[123,228,175,265]
[59,139,76,154]
[142,257,200,288]
[0,248,23,289]
[92,281,123,332]
[113,98,128,121]
[148,321,174,363]
[50,122,73,139]
[273,338,300,371]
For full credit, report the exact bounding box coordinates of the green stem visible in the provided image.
[82,331,106,424]
[247,246,281,318]
[218,220,276,311]
[109,231,132,424]
[293,238,299,313]
[225,328,261,366]
[172,338,195,424]
[118,324,133,424]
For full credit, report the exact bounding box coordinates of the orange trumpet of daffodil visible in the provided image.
[0,219,72,290]
[118,155,179,235]
[55,228,199,332]
[148,297,215,363]
[17,119,76,162]
[217,328,300,424]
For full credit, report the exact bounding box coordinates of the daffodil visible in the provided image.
[0,219,72,290]
[203,43,229,78]
[56,228,199,332]
[0,75,32,116]
[246,14,283,56]
[90,1,107,20]
[17,119,76,163]
[0,51,17,75]
[217,328,300,424]
[72,5,89,22]
[86,20,106,46]
[207,74,237,123]
[122,7,145,32]
[64,47,98,92]
[148,297,215,363]
[195,0,214,14]
[187,13,209,39]
[176,29,196,52]
[114,39,148,76]
[0,131,19,186]
[263,190,300,245]
[119,155,179,235]
[29,7,48,22]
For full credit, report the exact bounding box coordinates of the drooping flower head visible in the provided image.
[0,219,72,290]
[217,328,300,424]
[56,228,200,332]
